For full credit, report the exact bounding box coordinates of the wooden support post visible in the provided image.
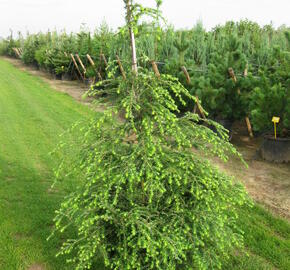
[86,54,103,81]
[70,54,84,81]
[182,65,206,119]
[100,53,108,67]
[13,48,21,58]
[151,60,160,78]
[244,63,248,77]
[75,54,86,77]
[181,66,191,84]
[16,48,22,57]
[245,117,253,138]
[17,48,22,55]
[229,66,253,137]
[243,65,253,138]
[195,96,206,119]
[86,54,96,67]
[228,67,237,83]
[228,67,240,94]
[116,55,126,80]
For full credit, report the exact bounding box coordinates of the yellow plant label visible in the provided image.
[272,116,280,123]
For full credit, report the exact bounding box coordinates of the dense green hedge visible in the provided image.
[1,20,289,134]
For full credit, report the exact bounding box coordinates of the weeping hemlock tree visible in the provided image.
[52,1,249,269]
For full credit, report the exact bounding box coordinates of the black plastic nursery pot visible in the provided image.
[61,73,72,81]
[52,73,62,80]
[39,67,46,73]
[84,78,95,86]
[260,135,290,163]
[29,63,39,70]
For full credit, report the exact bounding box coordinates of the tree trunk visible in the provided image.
[125,0,138,74]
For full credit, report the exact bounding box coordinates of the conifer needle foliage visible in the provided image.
[52,68,249,269]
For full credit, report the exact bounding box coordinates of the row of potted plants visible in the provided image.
[1,21,289,161]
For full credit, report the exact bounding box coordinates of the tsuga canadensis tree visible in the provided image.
[50,1,249,269]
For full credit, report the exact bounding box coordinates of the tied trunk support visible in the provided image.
[100,53,108,68]
[75,54,86,78]
[181,66,206,119]
[116,55,127,80]
[12,48,21,58]
[228,66,253,138]
[70,54,84,81]
[86,54,103,81]
[151,60,160,78]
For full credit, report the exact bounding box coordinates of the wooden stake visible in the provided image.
[244,63,248,77]
[86,54,95,67]
[245,117,253,138]
[86,54,103,81]
[16,48,22,57]
[229,66,253,137]
[116,54,126,80]
[182,65,206,119]
[75,54,86,77]
[100,53,108,67]
[243,65,253,138]
[181,66,191,84]
[13,48,21,58]
[195,96,206,119]
[151,60,160,78]
[70,54,84,81]
[15,48,21,58]
[228,67,237,83]
[228,67,240,94]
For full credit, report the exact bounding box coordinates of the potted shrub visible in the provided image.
[35,45,48,72]
[84,66,96,85]
[249,47,290,162]
[190,38,249,139]
[47,50,70,80]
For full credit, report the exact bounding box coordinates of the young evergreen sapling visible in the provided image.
[51,1,250,269]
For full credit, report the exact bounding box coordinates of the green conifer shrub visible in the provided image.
[52,68,249,270]
[249,46,290,135]
[190,34,248,121]
[51,3,249,269]
[22,34,42,65]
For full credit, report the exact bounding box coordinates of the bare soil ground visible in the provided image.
[3,57,290,220]
[217,124,290,220]
[27,264,45,270]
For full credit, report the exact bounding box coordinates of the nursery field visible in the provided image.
[0,0,289,267]
[0,57,289,270]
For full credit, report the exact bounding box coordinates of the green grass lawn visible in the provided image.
[0,57,289,270]
[0,58,99,270]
